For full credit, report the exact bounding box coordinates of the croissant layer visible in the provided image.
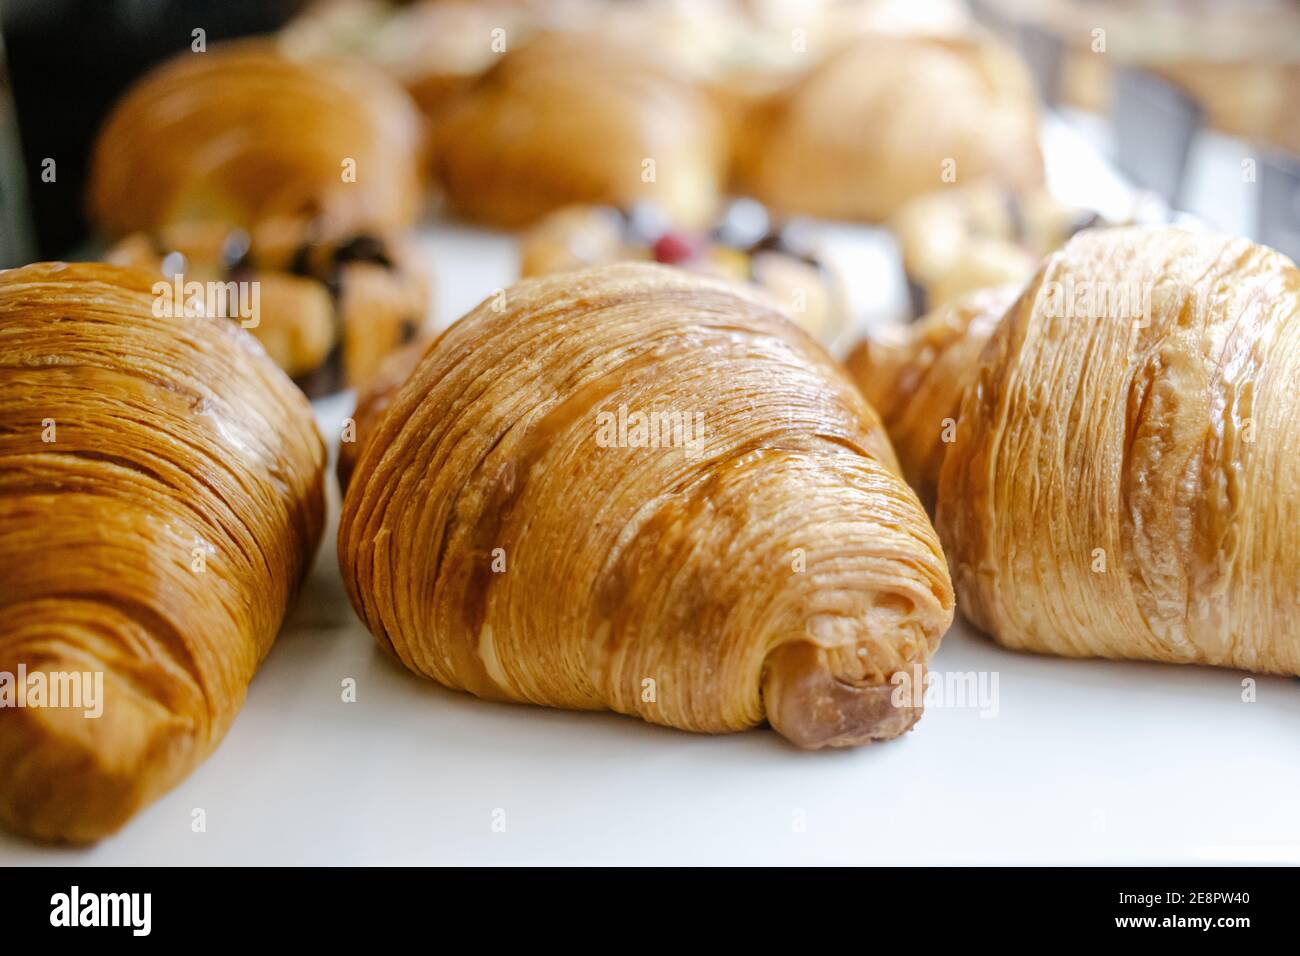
[0,263,325,842]
[339,264,953,748]
[936,227,1300,675]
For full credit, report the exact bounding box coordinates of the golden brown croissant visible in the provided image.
[433,32,726,228]
[736,33,1043,221]
[339,263,954,748]
[0,263,325,843]
[87,42,424,239]
[336,331,435,491]
[856,226,1300,676]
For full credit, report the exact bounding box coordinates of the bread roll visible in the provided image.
[88,42,424,239]
[339,263,953,748]
[433,32,726,228]
[737,33,1043,221]
[0,263,325,843]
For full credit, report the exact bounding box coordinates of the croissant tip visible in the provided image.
[762,642,923,750]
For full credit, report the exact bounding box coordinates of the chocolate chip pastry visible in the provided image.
[88,41,432,394]
[105,220,431,396]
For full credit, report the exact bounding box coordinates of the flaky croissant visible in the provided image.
[433,32,726,228]
[339,263,953,748]
[736,33,1043,221]
[87,42,424,239]
[0,263,325,843]
[845,283,1019,510]
[853,226,1300,676]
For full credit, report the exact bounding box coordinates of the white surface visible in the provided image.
[4,116,1297,866]
[7,499,1298,865]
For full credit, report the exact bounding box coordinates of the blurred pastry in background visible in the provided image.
[105,221,432,397]
[1007,0,1300,155]
[432,31,727,228]
[279,0,560,120]
[87,41,426,240]
[692,0,975,195]
[891,183,1102,316]
[519,199,846,340]
[735,32,1043,221]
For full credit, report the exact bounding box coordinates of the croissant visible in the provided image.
[845,283,1019,509]
[736,33,1043,221]
[87,42,424,239]
[432,32,726,228]
[336,331,434,491]
[853,226,1300,676]
[339,263,954,748]
[0,263,325,843]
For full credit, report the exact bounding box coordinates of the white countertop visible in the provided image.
[4,113,1297,866]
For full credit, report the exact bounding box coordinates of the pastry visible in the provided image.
[1015,0,1300,155]
[856,226,1300,676]
[104,220,432,396]
[891,183,1103,316]
[279,0,550,120]
[338,263,954,749]
[432,31,727,228]
[845,284,1019,509]
[518,200,846,341]
[0,263,325,843]
[337,331,435,491]
[736,32,1043,221]
[87,42,425,240]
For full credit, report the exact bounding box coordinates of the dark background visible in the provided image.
[0,0,305,263]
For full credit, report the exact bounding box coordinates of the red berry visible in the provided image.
[652,231,702,265]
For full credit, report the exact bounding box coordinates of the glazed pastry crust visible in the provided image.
[846,284,1019,509]
[88,42,424,238]
[339,263,953,748]
[0,263,325,843]
[937,227,1300,675]
[433,32,726,228]
[737,33,1043,221]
